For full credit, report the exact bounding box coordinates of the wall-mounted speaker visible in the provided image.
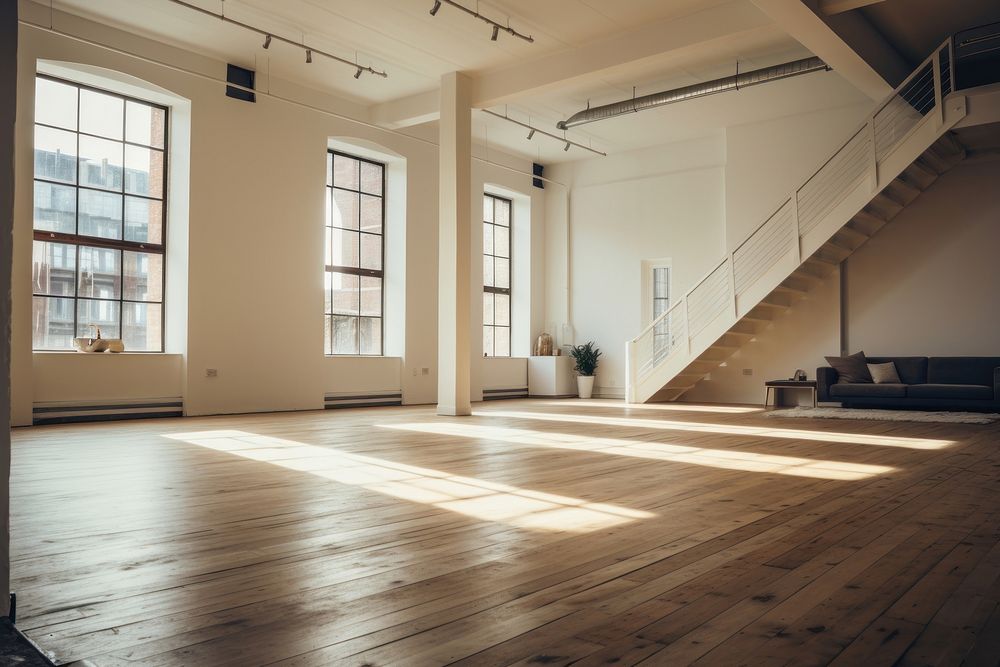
[226,64,256,103]
[532,162,544,189]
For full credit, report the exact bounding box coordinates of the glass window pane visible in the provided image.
[33,181,76,234]
[79,134,123,191]
[361,276,382,316]
[32,241,76,296]
[495,326,510,357]
[360,162,383,196]
[332,229,360,268]
[34,125,77,184]
[495,225,509,258]
[32,296,76,350]
[79,89,124,140]
[495,199,510,226]
[360,317,381,355]
[495,293,510,326]
[483,292,494,325]
[483,222,493,255]
[125,100,165,149]
[332,190,359,229]
[122,302,162,351]
[360,194,382,233]
[326,155,333,187]
[483,256,494,287]
[124,145,164,198]
[483,326,494,357]
[324,272,333,314]
[325,227,332,267]
[654,267,669,299]
[332,315,358,354]
[123,251,163,302]
[495,258,509,289]
[483,196,493,222]
[324,314,333,354]
[333,154,359,189]
[124,196,163,244]
[35,78,78,130]
[332,272,359,315]
[77,299,120,339]
[79,189,123,240]
[361,233,382,271]
[78,246,121,299]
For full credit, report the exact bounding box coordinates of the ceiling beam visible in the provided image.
[819,0,887,15]
[370,0,776,129]
[751,0,895,100]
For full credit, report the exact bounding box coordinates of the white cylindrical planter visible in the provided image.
[577,375,595,399]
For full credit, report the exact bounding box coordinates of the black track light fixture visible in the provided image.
[491,24,499,41]
[527,129,535,140]
[263,34,271,49]
[564,142,571,152]
[430,0,441,16]
[354,67,363,79]
[306,49,313,63]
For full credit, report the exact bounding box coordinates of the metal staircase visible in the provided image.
[626,37,982,404]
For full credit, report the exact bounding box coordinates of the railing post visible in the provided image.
[683,297,691,354]
[790,196,801,265]
[932,48,944,127]
[867,116,878,192]
[625,341,635,403]
[728,253,738,320]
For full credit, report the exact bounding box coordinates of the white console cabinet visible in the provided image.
[528,356,577,397]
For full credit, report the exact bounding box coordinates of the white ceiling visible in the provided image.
[31,0,873,163]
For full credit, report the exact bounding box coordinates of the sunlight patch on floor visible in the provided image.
[384,423,895,481]
[475,410,953,450]
[163,430,653,532]
[539,400,762,414]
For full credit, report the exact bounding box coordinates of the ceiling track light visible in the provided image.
[427,0,534,44]
[480,109,606,157]
[165,0,388,79]
[354,66,363,79]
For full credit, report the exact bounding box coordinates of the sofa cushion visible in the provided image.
[825,351,872,384]
[866,357,928,385]
[830,383,907,398]
[907,383,994,400]
[927,357,1000,386]
[868,362,902,384]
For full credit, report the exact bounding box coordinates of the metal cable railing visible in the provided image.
[627,37,955,402]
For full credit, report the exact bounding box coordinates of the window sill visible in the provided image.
[33,351,183,357]
[325,355,402,360]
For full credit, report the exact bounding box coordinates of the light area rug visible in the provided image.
[765,406,1000,425]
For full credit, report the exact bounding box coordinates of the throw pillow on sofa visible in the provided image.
[825,351,873,384]
[867,361,902,384]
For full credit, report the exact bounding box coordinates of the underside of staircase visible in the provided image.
[626,36,1000,404]
[651,134,967,403]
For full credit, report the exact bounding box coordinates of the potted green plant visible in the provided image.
[570,341,602,399]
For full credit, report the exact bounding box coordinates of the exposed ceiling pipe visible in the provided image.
[556,56,830,130]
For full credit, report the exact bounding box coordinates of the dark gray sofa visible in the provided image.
[817,356,1000,411]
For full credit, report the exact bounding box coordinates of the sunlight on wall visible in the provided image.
[162,430,653,532]
[476,411,953,450]
[539,401,762,414]
[384,423,895,481]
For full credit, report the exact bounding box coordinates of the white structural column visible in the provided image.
[437,72,473,416]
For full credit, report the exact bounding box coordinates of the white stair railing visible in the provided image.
[626,38,958,404]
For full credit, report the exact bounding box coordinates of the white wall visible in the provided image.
[724,102,870,250]
[544,135,728,397]
[11,8,542,424]
[844,157,1000,356]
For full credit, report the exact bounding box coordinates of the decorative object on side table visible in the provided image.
[533,332,553,356]
[570,341,601,399]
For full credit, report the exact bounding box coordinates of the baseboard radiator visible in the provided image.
[324,391,403,409]
[482,387,529,401]
[32,398,184,425]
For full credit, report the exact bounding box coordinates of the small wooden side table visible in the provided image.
[764,380,817,408]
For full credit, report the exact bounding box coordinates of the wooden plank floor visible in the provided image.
[10,399,1000,666]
